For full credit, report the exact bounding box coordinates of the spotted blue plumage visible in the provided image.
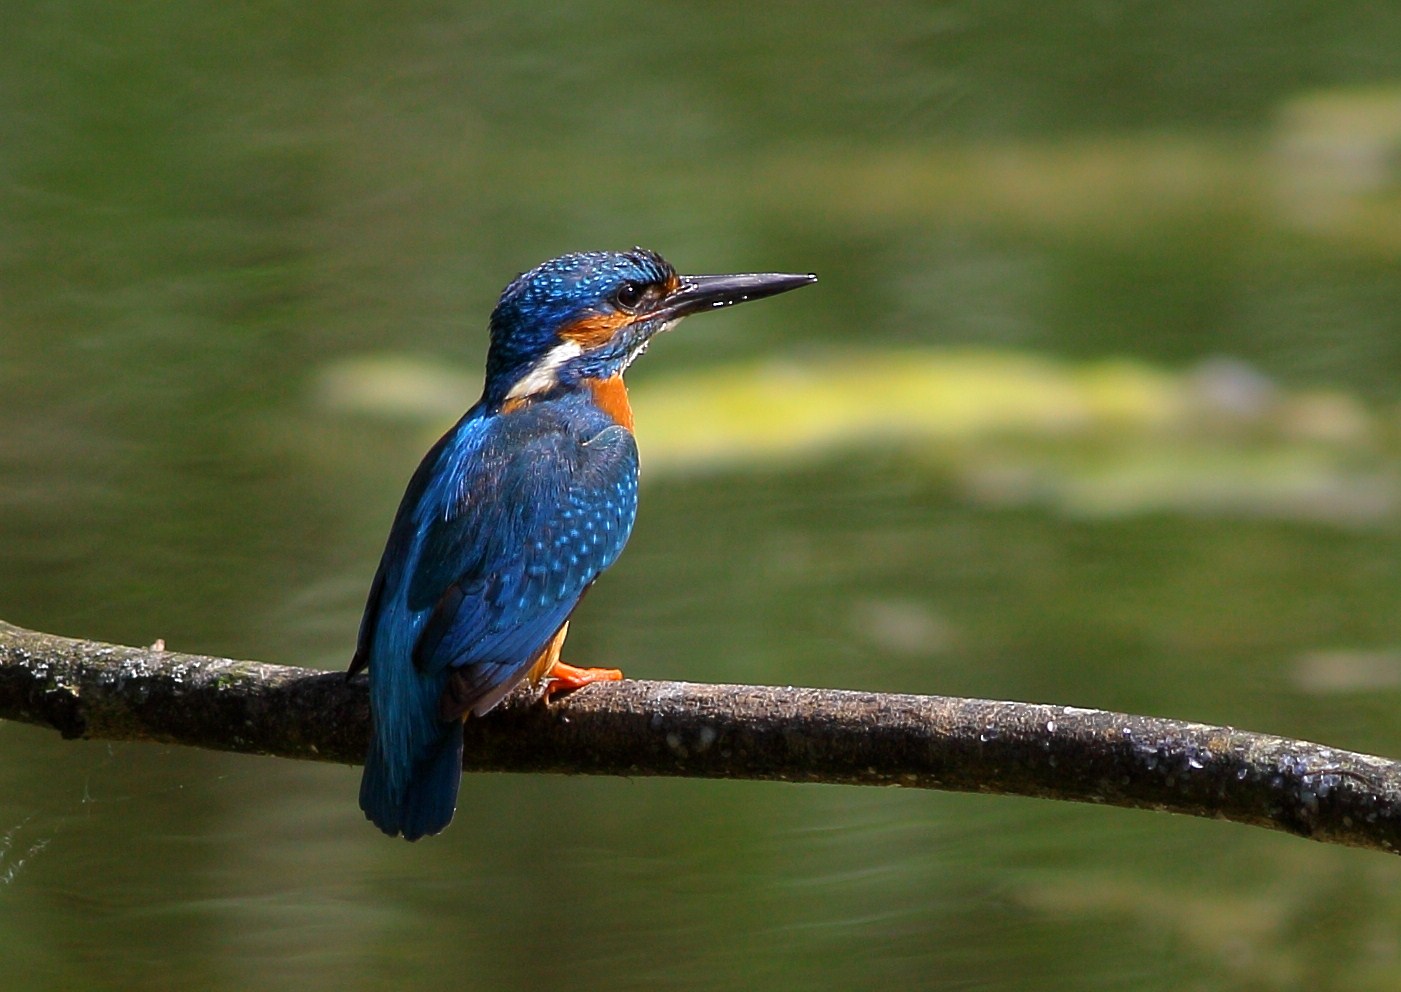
[353,391,636,840]
[350,248,815,840]
[484,249,675,404]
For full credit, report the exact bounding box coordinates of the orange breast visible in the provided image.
[587,375,634,430]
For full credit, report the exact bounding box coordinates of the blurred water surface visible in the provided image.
[4,3,1401,989]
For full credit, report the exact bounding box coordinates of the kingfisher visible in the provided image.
[350,248,815,840]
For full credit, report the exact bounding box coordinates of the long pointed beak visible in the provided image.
[658,270,817,321]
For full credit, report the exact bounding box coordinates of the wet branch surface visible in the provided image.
[2,619,1399,855]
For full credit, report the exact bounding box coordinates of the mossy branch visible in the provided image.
[1,619,1399,855]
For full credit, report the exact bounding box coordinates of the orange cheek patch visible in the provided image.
[560,311,632,348]
[586,375,634,430]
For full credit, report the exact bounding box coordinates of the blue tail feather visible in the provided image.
[360,720,464,841]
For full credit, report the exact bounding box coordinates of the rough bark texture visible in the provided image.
[2,619,1399,855]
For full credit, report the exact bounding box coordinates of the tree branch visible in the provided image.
[1,619,1398,855]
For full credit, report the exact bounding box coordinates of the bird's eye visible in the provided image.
[614,282,645,311]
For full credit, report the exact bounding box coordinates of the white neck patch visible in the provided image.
[504,340,583,402]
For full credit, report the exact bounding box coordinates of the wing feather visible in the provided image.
[408,417,638,711]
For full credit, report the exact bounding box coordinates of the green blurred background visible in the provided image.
[4,2,1401,989]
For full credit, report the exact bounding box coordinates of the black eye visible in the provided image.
[614,281,645,311]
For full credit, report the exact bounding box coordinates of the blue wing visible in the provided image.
[409,413,638,713]
[353,396,638,838]
[362,397,637,710]
[354,404,638,673]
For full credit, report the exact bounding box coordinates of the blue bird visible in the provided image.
[350,248,816,839]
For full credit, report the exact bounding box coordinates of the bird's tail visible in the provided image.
[360,716,464,841]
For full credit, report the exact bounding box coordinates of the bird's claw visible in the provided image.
[541,661,623,702]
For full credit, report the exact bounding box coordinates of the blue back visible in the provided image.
[355,389,638,838]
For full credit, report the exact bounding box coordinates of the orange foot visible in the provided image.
[541,660,623,702]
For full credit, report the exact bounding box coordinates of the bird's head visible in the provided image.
[483,248,815,408]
